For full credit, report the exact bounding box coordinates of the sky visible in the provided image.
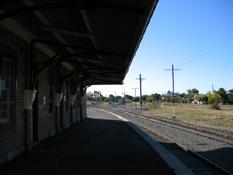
[88,0,233,97]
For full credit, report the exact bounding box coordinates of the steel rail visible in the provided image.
[138,122,232,175]
[106,107,232,175]
[121,110,233,146]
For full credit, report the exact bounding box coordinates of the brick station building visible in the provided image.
[0,0,158,164]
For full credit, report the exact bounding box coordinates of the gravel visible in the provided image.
[105,107,233,174]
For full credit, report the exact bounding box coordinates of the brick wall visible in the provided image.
[0,27,85,164]
[0,28,27,163]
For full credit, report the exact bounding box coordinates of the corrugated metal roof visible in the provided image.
[0,0,159,86]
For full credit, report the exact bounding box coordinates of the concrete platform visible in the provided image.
[0,108,175,175]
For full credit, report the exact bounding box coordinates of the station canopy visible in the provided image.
[0,0,158,86]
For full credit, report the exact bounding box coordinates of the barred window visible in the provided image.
[0,56,16,124]
[48,67,53,114]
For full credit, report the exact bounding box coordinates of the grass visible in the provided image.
[125,102,233,132]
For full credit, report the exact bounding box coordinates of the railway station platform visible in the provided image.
[0,108,175,175]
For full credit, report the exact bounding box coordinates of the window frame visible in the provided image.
[48,68,54,115]
[0,53,16,126]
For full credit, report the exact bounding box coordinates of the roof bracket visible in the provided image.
[0,2,144,22]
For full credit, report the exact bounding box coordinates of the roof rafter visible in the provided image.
[41,26,93,39]
[32,39,130,57]
[0,1,145,21]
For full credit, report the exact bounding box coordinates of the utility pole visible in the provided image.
[165,64,181,118]
[136,74,145,110]
[132,88,139,109]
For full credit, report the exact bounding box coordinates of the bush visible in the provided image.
[146,96,154,103]
[207,92,222,110]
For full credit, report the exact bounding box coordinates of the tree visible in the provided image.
[207,92,222,110]
[186,88,199,103]
[86,92,95,101]
[226,89,233,104]
[108,94,115,104]
[146,96,154,103]
[93,91,102,102]
[114,96,122,103]
[217,88,227,104]
[151,93,161,101]
[133,97,139,102]
[102,96,108,102]
[174,96,182,103]
[125,94,133,100]
[142,95,148,101]
[187,88,199,94]
[180,93,189,103]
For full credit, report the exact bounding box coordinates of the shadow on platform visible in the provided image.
[0,118,174,175]
[197,147,233,174]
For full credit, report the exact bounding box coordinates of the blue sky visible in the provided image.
[88,0,233,97]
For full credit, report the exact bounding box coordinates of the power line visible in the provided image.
[164,64,181,118]
[136,74,145,110]
[180,39,233,68]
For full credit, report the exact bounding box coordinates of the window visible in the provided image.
[48,66,54,115]
[0,56,16,124]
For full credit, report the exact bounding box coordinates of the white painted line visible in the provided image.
[98,109,194,175]
[98,109,129,122]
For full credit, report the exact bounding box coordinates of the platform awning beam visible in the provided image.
[0,2,145,22]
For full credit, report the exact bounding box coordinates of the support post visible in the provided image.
[136,74,145,110]
[132,87,138,109]
[165,64,181,118]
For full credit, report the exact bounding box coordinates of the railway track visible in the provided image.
[135,122,232,175]
[122,110,233,146]
[105,104,233,145]
[100,107,233,175]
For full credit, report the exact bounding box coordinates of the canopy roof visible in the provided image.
[0,0,158,86]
